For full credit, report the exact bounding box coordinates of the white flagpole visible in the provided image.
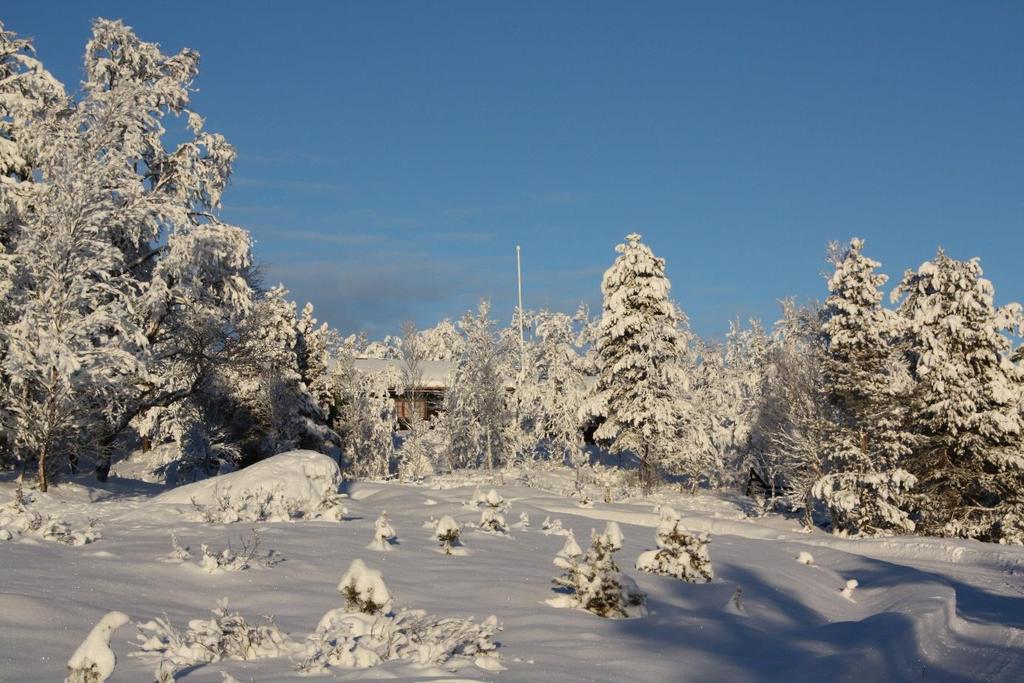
[516,245,525,375]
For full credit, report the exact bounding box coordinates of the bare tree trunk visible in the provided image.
[37,443,49,493]
[486,430,494,472]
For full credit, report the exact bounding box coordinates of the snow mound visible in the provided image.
[154,450,344,522]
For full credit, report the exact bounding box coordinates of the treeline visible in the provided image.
[2,19,1022,545]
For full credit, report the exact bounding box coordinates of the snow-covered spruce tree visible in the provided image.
[588,234,693,492]
[338,559,392,614]
[445,301,510,471]
[478,489,508,534]
[892,249,1024,542]
[435,515,462,554]
[816,238,916,536]
[550,530,584,595]
[635,505,713,582]
[368,510,397,551]
[295,302,336,421]
[548,521,646,618]
[749,299,830,525]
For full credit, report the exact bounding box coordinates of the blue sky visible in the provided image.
[5,1,1022,338]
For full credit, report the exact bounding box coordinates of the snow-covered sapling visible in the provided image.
[726,587,745,615]
[435,515,462,554]
[466,486,485,508]
[196,529,283,573]
[166,533,192,561]
[515,512,530,529]
[547,521,646,618]
[66,611,130,683]
[635,506,713,583]
[541,516,566,535]
[368,511,397,551]
[478,489,508,534]
[338,559,392,614]
[841,579,858,601]
[796,551,814,565]
[551,531,584,596]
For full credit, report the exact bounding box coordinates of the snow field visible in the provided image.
[2,464,1024,681]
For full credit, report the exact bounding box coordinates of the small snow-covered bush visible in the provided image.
[338,559,392,614]
[297,560,502,674]
[0,487,100,545]
[514,511,530,529]
[478,489,508,534]
[435,515,462,554]
[841,579,859,600]
[813,469,917,537]
[135,599,295,679]
[195,529,283,573]
[368,510,397,551]
[635,506,713,583]
[547,521,647,619]
[66,611,131,683]
[540,515,569,536]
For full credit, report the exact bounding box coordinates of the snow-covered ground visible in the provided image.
[2,453,1024,682]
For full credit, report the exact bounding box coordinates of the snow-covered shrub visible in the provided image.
[368,510,397,551]
[541,515,569,536]
[135,599,295,679]
[66,611,130,683]
[298,561,502,674]
[41,517,102,546]
[635,506,713,583]
[547,522,647,619]
[813,469,917,537]
[435,515,463,555]
[195,529,283,573]
[0,487,99,545]
[478,489,508,534]
[727,587,745,615]
[165,534,193,562]
[338,559,392,614]
[796,551,814,565]
[514,512,530,529]
[841,579,858,600]
[189,484,301,523]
